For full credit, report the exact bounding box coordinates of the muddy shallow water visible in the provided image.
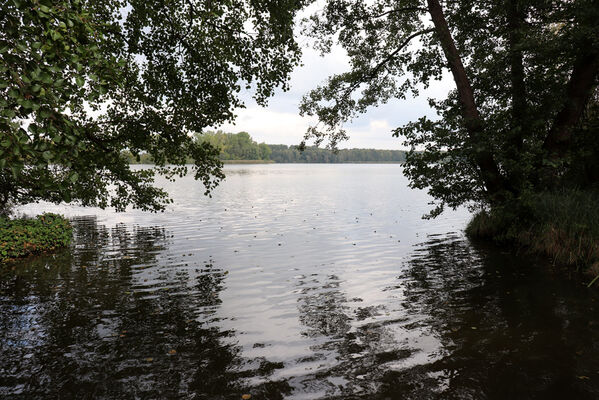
[1,164,598,399]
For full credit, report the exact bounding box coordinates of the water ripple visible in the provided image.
[3,165,599,399]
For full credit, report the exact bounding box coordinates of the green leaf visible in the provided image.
[1,109,16,118]
[50,30,63,41]
[76,76,85,87]
[62,191,72,202]
[40,72,53,84]
[69,172,79,183]
[42,151,54,160]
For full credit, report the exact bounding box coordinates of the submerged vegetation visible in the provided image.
[0,213,72,263]
[467,190,599,277]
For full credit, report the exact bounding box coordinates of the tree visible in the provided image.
[1,0,305,212]
[194,131,271,161]
[300,0,599,216]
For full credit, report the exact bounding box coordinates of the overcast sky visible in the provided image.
[218,42,454,150]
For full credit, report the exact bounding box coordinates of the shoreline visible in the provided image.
[466,190,599,285]
[129,160,406,165]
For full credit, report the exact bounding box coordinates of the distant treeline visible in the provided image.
[268,144,405,163]
[196,131,272,161]
[124,131,406,164]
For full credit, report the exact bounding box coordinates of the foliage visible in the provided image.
[195,131,272,161]
[299,0,599,216]
[0,213,72,263]
[269,144,406,163]
[125,131,408,163]
[122,150,154,165]
[1,0,306,212]
[467,190,599,271]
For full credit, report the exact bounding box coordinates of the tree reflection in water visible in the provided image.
[292,234,599,399]
[0,217,289,399]
[394,234,599,399]
[2,220,599,399]
[293,272,420,398]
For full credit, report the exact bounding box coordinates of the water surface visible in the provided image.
[1,164,598,399]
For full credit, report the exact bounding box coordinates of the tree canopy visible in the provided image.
[195,131,272,161]
[1,0,306,212]
[300,0,599,216]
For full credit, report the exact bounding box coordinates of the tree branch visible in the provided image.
[370,29,434,80]
[508,0,527,153]
[344,29,434,96]
[426,0,508,198]
[542,49,599,162]
[373,7,428,19]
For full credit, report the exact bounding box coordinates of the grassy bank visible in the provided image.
[466,190,599,281]
[0,214,72,263]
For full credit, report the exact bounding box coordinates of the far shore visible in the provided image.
[130,160,406,165]
[222,160,275,164]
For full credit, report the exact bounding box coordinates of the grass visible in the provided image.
[467,189,599,279]
[0,213,73,264]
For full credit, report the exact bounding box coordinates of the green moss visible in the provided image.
[0,213,73,263]
[467,190,599,274]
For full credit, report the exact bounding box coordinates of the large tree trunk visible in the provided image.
[542,50,599,169]
[426,0,507,199]
[508,0,526,152]
[504,0,527,189]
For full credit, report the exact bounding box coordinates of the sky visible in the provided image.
[218,42,454,150]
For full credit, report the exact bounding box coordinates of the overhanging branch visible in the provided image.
[344,28,435,96]
[373,7,428,19]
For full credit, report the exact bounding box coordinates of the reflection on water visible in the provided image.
[0,219,290,399]
[2,165,599,399]
[397,235,599,399]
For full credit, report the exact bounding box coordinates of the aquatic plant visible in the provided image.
[0,213,72,263]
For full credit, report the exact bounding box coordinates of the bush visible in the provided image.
[467,190,599,273]
[0,213,73,263]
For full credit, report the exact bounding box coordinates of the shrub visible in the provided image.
[0,213,72,263]
[467,189,599,273]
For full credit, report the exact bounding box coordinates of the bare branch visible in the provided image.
[373,7,428,19]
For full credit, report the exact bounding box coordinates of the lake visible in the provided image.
[1,164,598,399]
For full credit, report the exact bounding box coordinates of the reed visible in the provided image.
[467,189,599,276]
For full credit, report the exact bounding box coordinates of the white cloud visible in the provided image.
[220,19,455,150]
[219,106,315,145]
[219,107,407,150]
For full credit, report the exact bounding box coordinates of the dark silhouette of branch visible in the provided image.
[373,7,428,19]
[344,28,435,96]
[542,48,599,166]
